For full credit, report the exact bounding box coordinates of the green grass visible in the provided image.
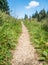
[24,19,48,64]
[0,11,22,65]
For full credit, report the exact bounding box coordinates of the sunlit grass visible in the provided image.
[0,11,22,65]
[24,19,48,64]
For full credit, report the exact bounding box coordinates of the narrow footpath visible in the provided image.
[11,22,42,65]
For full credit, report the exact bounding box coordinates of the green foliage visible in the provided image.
[43,63,47,65]
[42,19,48,32]
[39,9,46,18]
[32,11,39,18]
[0,0,9,14]
[24,14,28,20]
[24,19,48,64]
[39,57,45,61]
[0,11,22,65]
[32,9,47,21]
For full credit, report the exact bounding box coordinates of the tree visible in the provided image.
[24,14,28,20]
[46,11,48,17]
[39,9,46,19]
[47,11,48,14]
[32,11,38,18]
[0,0,10,14]
[32,9,47,21]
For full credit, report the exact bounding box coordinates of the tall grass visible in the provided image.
[24,19,48,64]
[0,11,22,65]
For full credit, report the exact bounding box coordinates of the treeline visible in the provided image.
[24,9,48,32]
[24,9,48,21]
[32,9,48,21]
[0,0,9,14]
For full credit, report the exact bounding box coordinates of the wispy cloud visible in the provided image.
[25,1,39,9]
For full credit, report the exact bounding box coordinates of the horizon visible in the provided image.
[7,0,48,18]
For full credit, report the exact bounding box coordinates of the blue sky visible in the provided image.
[7,0,48,18]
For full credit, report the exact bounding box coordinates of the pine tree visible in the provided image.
[0,0,9,14]
[39,9,46,19]
[24,14,28,20]
[32,11,38,18]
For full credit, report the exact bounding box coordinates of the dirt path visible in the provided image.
[11,22,42,65]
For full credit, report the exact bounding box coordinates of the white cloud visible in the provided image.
[25,1,39,9]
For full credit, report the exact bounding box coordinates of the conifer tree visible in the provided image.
[0,0,9,14]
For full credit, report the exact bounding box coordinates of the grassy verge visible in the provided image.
[24,19,48,65]
[0,11,22,65]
